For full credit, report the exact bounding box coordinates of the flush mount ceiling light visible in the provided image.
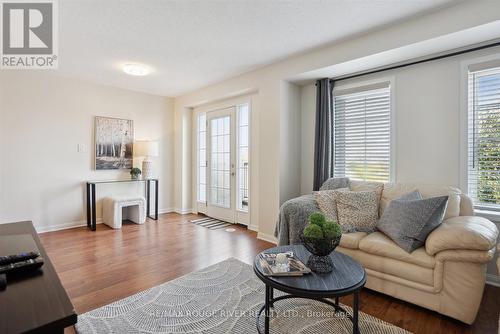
[123,63,150,76]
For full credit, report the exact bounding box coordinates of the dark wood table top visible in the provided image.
[254,245,366,298]
[0,221,77,334]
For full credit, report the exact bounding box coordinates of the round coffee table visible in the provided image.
[253,245,366,334]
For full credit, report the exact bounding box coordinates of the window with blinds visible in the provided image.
[333,84,391,183]
[467,65,500,210]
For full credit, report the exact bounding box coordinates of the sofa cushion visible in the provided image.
[313,188,349,222]
[377,191,448,252]
[334,190,379,233]
[339,232,367,249]
[338,246,435,286]
[380,183,461,219]
[320,177,350,191]
[358,232,435,269]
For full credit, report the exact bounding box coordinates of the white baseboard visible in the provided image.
[36,208,174,233]
[486,273,500,287]
[257,232,277,244]
[247,224,259,232]
[174,208,194,215]
[36,219,103,234]
[158,208,175,214]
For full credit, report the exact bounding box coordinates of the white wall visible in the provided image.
[279,81,302,204]
[0,72,175,232]
[173,0,500,242]
[300,84,316,195]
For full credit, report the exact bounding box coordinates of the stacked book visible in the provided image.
[259,251,311,277]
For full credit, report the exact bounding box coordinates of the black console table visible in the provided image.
[86,179,159,231]
[0,221,77,333]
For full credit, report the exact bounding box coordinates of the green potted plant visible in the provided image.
[301,212,342,273]
[130,168,142,180]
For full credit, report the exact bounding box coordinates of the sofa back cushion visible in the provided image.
[320,177,350,191]
[349,180,384,197]
[380,183,461,219]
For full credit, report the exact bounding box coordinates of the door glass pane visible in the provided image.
[237,104,249,212]
[210,116,231,208]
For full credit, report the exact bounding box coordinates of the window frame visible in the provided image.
[196,112,207,204]
[236,103,250,212]
[332,77,396,184]
[460,54,500,213]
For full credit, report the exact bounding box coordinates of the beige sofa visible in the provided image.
[335,181,498,324]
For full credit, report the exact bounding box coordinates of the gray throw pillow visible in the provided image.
[377,191,448,253]
[320,177,350,191]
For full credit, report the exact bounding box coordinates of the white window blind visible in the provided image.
[333,84,391,183]
[467,66,500,210]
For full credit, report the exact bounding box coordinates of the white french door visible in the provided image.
[206,108,236,222]
[196,104,250,225]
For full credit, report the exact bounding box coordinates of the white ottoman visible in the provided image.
[102,195,147,229]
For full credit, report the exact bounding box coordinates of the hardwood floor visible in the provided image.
[39,213,499,334]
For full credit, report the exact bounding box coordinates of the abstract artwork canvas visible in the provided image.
[95,116,134,170]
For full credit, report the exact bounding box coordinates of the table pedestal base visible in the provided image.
[256,286,360,334]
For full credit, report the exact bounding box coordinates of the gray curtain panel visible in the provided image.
[313,78,334,191]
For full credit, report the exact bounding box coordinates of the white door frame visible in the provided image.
[193,97,252,226]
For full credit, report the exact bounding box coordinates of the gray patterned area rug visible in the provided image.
[76,258,411,334]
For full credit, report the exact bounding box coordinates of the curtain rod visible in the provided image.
[315,39,500,85]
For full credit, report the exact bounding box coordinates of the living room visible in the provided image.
[0,1,499,333]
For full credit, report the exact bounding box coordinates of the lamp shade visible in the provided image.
[134,140,159,157]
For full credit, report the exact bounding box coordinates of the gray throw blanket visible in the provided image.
[274,194,320,246]
[274,178,350,246]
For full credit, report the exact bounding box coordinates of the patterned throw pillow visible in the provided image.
[349,180,384,216]
[313,188,349,222]
[320,177,350,191]
[334,190,379,233]
[377,191,449,253]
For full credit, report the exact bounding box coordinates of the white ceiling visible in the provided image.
[59,0,457,97]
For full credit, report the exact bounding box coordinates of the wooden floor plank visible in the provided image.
[38,213,499,334]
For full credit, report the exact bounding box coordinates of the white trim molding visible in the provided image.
[475,209,500,223]
[257,232,277,244]
[36,208,175,233]
[486,274,500,287]
[459,53,500,202]
[36,219,103,234]
[158,208,175,215]
[247,223,259,232]
[174,208,194,215]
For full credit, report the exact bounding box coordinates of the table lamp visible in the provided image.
[134,140,159,179]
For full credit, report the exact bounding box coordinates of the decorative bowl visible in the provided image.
[300,233,341,273]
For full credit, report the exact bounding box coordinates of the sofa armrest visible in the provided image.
[274,194,319,246]
[425,216,498,256]
[435,248,495,264]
